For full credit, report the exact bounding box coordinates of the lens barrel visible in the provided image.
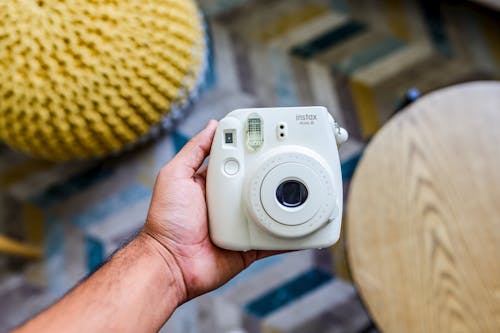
[276,180,308,208]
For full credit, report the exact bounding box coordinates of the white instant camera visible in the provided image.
[207,107,348,250]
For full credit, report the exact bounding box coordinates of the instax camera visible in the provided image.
[207,107,348,250]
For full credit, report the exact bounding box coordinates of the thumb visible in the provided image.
[170,120,218,178]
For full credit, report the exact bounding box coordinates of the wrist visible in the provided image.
[136,231,188,305]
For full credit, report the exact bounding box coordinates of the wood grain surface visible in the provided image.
[347,82,500,332]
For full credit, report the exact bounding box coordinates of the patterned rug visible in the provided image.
[1,0,499,332]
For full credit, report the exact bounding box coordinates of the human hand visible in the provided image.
[141,120,281,303]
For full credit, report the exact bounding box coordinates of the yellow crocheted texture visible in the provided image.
[0,0,205,161]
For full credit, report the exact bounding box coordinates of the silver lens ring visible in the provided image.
[246,148,338,238]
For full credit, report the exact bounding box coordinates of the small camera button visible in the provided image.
[224,159,240,176]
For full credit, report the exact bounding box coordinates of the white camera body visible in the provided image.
[207,106,347,250]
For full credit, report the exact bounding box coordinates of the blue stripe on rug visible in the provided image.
[341,150,363,181]
[85,236,105,273]
[173,131,190,153]
[71,183,152,228]
[291,21,366,59]
[30,164,113,207]
[244,268,333,318]
[334,38,406,75]
[419,1,452,56]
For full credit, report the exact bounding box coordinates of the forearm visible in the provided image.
[15,233,187,333]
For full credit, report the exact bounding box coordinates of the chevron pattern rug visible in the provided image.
[1,0,499,332]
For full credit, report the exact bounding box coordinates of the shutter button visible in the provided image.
[224,159,240,176]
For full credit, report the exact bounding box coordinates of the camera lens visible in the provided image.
[276,180,308,208]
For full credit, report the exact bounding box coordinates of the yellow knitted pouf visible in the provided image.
[0,0,206,161]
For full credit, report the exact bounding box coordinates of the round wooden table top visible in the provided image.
[347,81,500,333]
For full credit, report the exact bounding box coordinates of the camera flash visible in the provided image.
[247,114,264,150]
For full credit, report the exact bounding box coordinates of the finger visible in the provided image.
[193,173,206,193]
[171,120,218,178]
